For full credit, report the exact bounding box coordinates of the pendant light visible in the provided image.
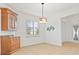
[39,3,47,23]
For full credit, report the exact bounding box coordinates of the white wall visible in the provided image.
[16,12,63,47]
[45,16,62,46]
[61,20,73,42]
[16,13,46,47]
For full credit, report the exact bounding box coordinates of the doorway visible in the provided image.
[61,13,79,44]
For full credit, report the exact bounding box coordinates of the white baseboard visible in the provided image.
[21,42,45,47]
[21,41,62,47]
[46,41,62,46]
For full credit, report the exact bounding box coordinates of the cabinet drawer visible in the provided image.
[10,39,16,46]
[11,45,16,52]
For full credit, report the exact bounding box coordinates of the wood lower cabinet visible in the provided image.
[0,38,1,54]
[0,36,20,55]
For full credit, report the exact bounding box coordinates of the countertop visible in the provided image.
[0,31,16,36]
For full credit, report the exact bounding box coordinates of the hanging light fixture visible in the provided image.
[39,3,47,23]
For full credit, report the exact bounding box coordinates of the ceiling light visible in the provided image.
[39,3,47,23]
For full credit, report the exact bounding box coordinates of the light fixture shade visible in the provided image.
[39,17,47,23]
[39,3,47,24]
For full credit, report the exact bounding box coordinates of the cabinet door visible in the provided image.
[0,37,1,55]
[10,37,16,53]
[0,9,1,31]
[1,8,8,31]
[15,37,20,49]
[1,36,11,55]
[8,13,16,31]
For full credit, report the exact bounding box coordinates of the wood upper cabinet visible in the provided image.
[1,8,8,31]
[8,10,17,31]
[0,8,17,31]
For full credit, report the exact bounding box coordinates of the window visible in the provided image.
[26,21,39,36]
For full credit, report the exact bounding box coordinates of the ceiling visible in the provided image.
[6,3,79,17]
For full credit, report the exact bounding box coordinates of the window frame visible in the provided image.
[26,20,39,36]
